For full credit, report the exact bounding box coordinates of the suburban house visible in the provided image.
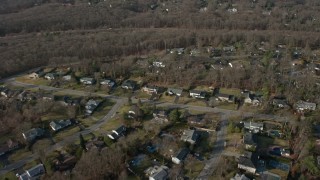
[230,173,250,180]
[189,90,206,99]
[85,99,101,115]
[181,130,199,145]
[142,85,160,94]
[0,87,10,98]
[17,91,35,101]
[44,73,57,80]
[100,79,115,87]
[167,88,183,96]
[62,75,72,81]
[108,125,126,140]
[152,61,166,68]
[295,100,317,111]
[223,46,235,52]
[80,77,95,85]
[272,98,289,108]
[22,128,45,142]
[238,152,257,174]
[28,70,43,79]
[152,110,169,123]
[19,164,45,180]
[243,121,264,133]
[0,139,19,156]
[49,119,72,131]
[243,132,257,151]
[215,93,235,102]
[128,105,143,119]
[145,165,169,180]
[121,80,136,90]
[172,148,189,164]
[242,91,262,106]
[170,48,185,55]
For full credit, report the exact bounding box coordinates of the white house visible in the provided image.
[172,148,189,164]
[189,90,206,99]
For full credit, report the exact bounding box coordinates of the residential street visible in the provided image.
[0,77,291,176]
[0,78,126,175]
[196,114,227,180]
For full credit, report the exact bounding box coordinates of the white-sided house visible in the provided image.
[238,152,257,174]
[181,130,199,145]
[85,99,101,115]
[62,75,72,81]
[49,120,72,131]
[295,100,316,111]
[243,132,257,151]
[44,73,57,80]
[189,90,206,99]
[243,122,263,133]
[22,128,44,142]
[108,125,126,140]
[145,165,169,180]
[216,93,235,102]
[242,91,262,106]
[167,88,183,96]
[121,80,136,90]
[28,70,43,79]
[19,164,45,180]
[153,61,166,68]
[142,85,159,94]
[172,148,189,164]
[80,77,95,85]
[100,79,115,87]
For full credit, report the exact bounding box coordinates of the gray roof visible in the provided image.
[146,165,169,180]
[24,164,45,178]
[243,122,263,129]
[22,128,44,141]
[238,152,256,169]
[243,132,256,145]
[295,100,316,110]
[50,120,72,131]
[167,88,183,95]
[181,130,199,144]
[174,148,189,161]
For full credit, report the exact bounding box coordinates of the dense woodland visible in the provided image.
[0,0,320,179]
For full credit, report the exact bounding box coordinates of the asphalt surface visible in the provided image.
[0,77,291,176]
[0,78,126,175]
[196,114,227,180]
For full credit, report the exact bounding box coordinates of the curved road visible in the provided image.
[0,77,291,176]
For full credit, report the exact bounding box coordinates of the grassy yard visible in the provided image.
[16,75,49,86]
[217,102,238,110]
[225,133,243,153]
[53,126,80,142]
[31,139,53,153]
[134,91,151,99]
[179,97,207,107]
[185,161,205,179]
[41,113,69,122]
[79,117,98,127]
[8,149,32,162]
[0,172,16,180]
[111,86,133,97]
[98,117,123,134]
[159,94,175,102]
[257,135,289,149]
[219,88,242,97]
[92,100,116,119]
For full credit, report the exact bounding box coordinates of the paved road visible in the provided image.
[156,102,289,123]
[196,114,227,180]
[0,79,126,175]
[0,77,290,176]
